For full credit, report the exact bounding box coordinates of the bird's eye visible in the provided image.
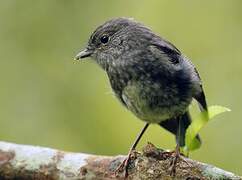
[100,35,109,44]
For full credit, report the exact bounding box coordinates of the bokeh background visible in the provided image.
[0,0,241,175]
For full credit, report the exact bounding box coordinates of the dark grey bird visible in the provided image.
[75,17,207,176]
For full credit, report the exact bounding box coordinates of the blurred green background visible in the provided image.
[0,0,241,174]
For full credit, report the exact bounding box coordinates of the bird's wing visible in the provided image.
[150,39,208,112]
[150,38,181,64]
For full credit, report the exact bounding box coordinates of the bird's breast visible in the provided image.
[107,64,193,123]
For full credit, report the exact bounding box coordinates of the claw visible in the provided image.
[113,123,150,178]
[168,146,191,176]
[169,153,179,176]
[114,152,132,177]
[169,145,181,176]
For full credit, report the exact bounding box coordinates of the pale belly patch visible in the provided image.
[121,82,188,123]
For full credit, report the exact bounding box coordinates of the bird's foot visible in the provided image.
[169,146,189,176]
[169,151,180,176]
[114,150,134,178]
[169,145,181,176]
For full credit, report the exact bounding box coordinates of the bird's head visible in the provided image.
[75,17,155,70]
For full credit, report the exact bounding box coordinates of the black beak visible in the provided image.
[75,48,93,60]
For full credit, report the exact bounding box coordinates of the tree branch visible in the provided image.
[0,141,240,180]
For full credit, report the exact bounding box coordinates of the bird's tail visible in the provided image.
[159,111,201,147]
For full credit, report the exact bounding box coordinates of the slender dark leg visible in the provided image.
[170,117,183,175]
[177,115,183,148]
[115,123,149,177]
[129,123,150,151]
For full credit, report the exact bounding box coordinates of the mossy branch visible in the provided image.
[0,141,240,179]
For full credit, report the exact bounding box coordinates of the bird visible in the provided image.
[75,17,207,176]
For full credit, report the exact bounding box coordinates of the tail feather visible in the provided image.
[159,111,201,147]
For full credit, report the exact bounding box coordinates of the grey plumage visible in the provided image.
[75,17,207,147]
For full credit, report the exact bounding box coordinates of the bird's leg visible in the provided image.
[170,117,183,176]
[115,123,149,177]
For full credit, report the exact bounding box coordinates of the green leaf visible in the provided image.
[184,105,230,152]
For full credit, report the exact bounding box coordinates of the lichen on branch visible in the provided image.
[0,141,240,180]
